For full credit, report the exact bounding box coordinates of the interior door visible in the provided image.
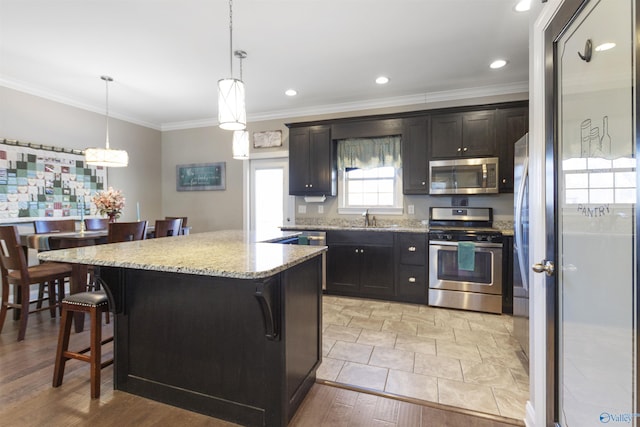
[250,158,295,234]
[547,0,637,425]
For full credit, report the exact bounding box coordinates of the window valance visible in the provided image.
[337,136,401,170]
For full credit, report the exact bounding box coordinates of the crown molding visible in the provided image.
[3,76,528,133]
[161,81,528,131]
[0,77,161,131]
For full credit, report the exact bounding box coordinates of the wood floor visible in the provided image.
[0,310,524,427]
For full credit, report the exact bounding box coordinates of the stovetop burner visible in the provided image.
[428,228,503,243]
[428,207,502,243]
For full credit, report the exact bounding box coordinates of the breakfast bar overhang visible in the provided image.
[39,230,326,427]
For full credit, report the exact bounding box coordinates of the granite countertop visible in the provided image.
[37,230,326,279]
[282,224,429,233]
[283,222,515,236]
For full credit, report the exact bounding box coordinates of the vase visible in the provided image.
[107,213,118,223]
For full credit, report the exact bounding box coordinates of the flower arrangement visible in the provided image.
[92,187,125,221]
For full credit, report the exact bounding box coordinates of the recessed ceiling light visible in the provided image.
[285,89,297,96]
[490,59,507,69]
[514,0,530,12]
[375,76,390,85]
[595,42,616,52]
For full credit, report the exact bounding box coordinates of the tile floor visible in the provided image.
[317,295,530,421]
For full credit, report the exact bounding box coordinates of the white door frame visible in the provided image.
[530,1,564,426]
[242,150,294,233]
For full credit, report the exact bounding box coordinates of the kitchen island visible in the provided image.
[39,230,326,427]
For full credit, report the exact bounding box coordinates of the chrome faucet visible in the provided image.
[362,209,370,227]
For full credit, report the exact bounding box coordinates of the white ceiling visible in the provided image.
[0,0,532,130]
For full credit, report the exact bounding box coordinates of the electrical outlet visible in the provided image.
[408,204,415,215]
[317,205,324,214]
[298,205,306,214]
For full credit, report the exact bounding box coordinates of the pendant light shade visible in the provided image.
[218,78,246,131]
[232,130,249,159]
[85,147,129,167]
[85,76,129,167]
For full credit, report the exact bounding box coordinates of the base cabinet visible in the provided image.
[326,230,428,303]
[326,231,394,298]
[395,233,428,304]
[100,255,323,427]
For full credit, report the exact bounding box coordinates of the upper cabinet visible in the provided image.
[497,106,529,192]
[402,116,430,195]
[431,110,497,159]
[288,125,336,196]
[287,101,528,197]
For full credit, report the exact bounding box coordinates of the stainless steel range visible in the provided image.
[428,207,503,314]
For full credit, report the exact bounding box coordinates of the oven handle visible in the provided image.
[429,240,503,249]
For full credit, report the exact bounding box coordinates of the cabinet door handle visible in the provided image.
[309,184,313,188]
[502,178,507,184]
[463,147,468,152]
[457,147,462,152]
[255,280,279,341]
[408,246,416,252]
[408,277,416,283]
[421,181,426,186]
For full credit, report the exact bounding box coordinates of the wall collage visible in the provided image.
[0,140,107,220]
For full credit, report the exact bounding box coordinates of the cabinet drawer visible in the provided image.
[327,230,393,245]
[397,265,427,303]
[397,233,427,265]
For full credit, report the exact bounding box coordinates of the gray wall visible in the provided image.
[161,92,526,231]
[0,86,162,225]
[2,86,525,233]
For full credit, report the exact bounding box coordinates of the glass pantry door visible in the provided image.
[554,0,637,425]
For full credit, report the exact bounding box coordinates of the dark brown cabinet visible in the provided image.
[497,106,528,192]
[326,231,394,298]
[402,116,430,195]
[288,125,336,196]
[395,233,428,304]
[431,110,497,159]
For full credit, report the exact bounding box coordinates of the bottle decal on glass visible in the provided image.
[578,115,612,158]
[599,115,612,158]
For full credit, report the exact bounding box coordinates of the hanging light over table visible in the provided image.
[218,0,246,131]
[85,76,129,167]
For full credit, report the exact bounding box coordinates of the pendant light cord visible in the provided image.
[228,0,234,77]
[102,76,112,150]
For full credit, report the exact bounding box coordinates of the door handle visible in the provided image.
[532,260,555,276]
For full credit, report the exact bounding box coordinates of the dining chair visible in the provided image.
[34,219,76,234]
[107,221,148,243]
[165,216,188,234]
[84,218,109,231]
[0,225,73,341]
[154,218,182,238]
[33,219,77,307]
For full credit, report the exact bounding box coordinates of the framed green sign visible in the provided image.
[176,162,226,191]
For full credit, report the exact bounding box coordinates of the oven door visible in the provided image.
[428,240,502,295]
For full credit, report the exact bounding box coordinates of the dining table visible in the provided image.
[19,229,112,332]
[18,224,190,332]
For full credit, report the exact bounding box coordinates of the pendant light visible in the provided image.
[232,130,249,159]
[218,0,246,131]
[85,76,129,167]
[231,50,249,159]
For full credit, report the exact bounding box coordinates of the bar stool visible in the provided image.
[52,291,113,398]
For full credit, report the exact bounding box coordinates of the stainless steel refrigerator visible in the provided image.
[513,133,529,359]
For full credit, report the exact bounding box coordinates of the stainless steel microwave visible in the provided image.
[429,157,499,195]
